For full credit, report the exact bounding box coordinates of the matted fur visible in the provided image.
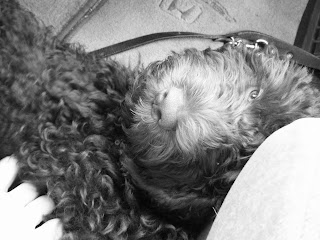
[1,0,320,239]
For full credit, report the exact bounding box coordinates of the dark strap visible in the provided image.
[90,31,320,71]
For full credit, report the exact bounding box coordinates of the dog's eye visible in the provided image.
[250,90,259,100]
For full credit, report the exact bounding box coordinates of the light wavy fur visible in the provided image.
[124,44,320,232]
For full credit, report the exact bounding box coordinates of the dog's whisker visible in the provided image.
[212,206,218,216]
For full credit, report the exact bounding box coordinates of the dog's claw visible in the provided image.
[151,87,184,130]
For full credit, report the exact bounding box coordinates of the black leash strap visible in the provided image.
[90,31,320,71]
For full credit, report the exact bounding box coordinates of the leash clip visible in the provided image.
[229,37,269,51]
[229,37,243,47]
[246,38,269,50]
[255,39,269,49]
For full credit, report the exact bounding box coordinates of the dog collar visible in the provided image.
[89,31,320,71]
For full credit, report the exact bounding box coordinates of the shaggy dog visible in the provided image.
[1,0,320,239]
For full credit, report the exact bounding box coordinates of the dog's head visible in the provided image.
[123,44,319,226]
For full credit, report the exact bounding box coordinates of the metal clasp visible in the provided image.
[255,39,268,48]
[245,39,268,49]
[229,37,243,47]
[229,37,269,50]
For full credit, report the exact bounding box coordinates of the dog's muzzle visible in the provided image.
[151,87,184,130]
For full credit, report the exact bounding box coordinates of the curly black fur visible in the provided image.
[0,1,190,239]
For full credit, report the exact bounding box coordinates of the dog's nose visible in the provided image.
[151,87,184,130]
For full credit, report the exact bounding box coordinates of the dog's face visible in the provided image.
[122,46,275,225]
[128,46,317,162]
[125,45,318,208]
[129,48,263,161]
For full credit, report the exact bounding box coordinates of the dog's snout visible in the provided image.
[151,87,184,130]
[154,90,168,105]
